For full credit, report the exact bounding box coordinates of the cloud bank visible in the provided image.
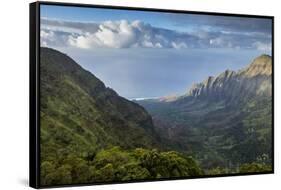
[41,18,272,51]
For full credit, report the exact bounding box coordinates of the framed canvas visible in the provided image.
[29,1,274,188]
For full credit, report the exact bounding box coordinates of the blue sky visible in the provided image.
[41,5,272,34]
[40,4,272,99]
[41,5,174,30]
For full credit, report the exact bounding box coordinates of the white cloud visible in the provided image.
[40,18,272,51]
[209,37,233,48]
[209,38,222,46]
[41,18,199,49]
[171,42,187,49]
[252,41,272,51]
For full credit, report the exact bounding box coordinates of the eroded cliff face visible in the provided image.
[187,54,272,102]
[239,54,272,77]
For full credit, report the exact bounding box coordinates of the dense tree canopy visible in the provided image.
[40,146,202,186]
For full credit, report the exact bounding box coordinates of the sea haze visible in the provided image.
[55,47,269,99]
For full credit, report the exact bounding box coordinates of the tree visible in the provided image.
[239,162,272,173]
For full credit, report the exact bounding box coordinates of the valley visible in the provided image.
[136,55,272,173]
[40,47,272,186]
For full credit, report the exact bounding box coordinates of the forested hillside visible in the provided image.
[40,47,202,186]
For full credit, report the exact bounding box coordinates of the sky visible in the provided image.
[40,4,272,99]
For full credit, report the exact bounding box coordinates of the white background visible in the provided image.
[0,0,279,189]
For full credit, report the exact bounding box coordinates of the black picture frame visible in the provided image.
[30,1,274,188]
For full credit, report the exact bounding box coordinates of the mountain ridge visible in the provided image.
[172,54,272,103]
[152,54,271,104]
[239,54,272,77]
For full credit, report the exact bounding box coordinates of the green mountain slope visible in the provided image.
[40,47,159,151]
[39,47,202,186]
[136,55,273,173]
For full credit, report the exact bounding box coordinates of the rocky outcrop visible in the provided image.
[239,54,272,77]
[186,54,272,102]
